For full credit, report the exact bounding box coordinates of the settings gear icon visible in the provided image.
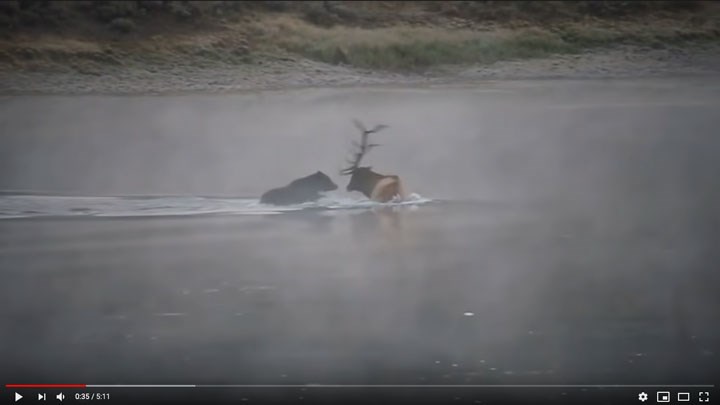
[638,392,649,402]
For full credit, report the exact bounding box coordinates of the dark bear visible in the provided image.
[260,171,338,206]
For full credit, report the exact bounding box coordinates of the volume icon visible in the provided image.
[56,393,65,402]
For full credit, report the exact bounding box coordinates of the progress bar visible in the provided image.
[6,384,715,388]
[6,385,87,388]
[194,385,716,388]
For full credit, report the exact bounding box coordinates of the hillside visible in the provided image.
[1,1,719,94]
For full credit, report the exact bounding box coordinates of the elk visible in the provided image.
[340,120,408,203]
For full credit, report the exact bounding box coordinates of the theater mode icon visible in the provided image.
[657,391,670,403]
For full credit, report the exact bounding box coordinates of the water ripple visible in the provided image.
[0,192,432,219]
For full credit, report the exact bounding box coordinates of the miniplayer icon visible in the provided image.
[657,391,670,403]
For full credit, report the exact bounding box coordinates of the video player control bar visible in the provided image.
[6,384,714,404]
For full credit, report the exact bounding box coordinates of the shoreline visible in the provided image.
[1,44,719,96]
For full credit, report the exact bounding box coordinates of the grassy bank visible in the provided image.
[256,14,718,71]
[1,1,718,73]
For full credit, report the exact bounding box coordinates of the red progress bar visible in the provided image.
[6,384,86,388]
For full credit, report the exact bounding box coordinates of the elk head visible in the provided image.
[340,120,388,197]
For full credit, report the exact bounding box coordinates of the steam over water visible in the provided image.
[1,78,718,401]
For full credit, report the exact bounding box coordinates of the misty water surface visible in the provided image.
[0,79,718,392]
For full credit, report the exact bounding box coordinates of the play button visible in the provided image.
[14,392,22,402]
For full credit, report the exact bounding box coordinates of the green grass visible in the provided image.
[295,34,578,71]
[262,14,720,72]
[263,19,583,71]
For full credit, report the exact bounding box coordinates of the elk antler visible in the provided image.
[340,119,388,175]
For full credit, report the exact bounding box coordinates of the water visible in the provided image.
[0,193,432,219]
[0,79,718,397]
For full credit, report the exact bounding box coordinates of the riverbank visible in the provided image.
[1,1,719,95]
[2,43,719,96]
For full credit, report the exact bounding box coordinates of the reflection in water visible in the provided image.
[349,206,417,253]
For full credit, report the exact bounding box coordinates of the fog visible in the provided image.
[1,78,718,394]
[1,79,716,202]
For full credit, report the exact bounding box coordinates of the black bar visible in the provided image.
[4,387,713,405]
